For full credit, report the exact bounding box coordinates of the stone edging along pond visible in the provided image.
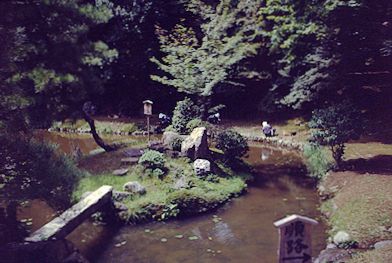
[242,134,354,262]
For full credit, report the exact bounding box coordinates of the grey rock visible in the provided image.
[193,159,211,176]
[173,176,188,190]
[374,240,392,250]
[162,131,184,150]
[123,181,146,195]
[121,157,139,165]
[181,127,209,160]
[314,248,351,263]
[112,191,132,201]
[333,231,351,245]
[113,202,128,212]
[113,168,129,176]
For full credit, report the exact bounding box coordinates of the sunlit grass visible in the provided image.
[73,157,250,223]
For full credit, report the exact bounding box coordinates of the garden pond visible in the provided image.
[21,131,327,262]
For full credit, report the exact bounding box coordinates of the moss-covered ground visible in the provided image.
[74,156,252,224]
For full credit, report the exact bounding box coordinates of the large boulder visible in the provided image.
[181,127,209,160]
[162,131,185,150]
[123,181,146,195]
[193,159,211,176]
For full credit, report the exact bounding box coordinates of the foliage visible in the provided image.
[170,137,184,152]
[186,119,205,133]
[216,130,249,160]
[151,0,263,119]
[0,136,83,208]
[259,0,392,111]
[309,102,363,165]
[303,143,333,179]
[138,150,166,170]
[171,98,200,134]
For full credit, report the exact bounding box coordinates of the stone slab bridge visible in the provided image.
[0,186,115,263]
[25,185,114,243]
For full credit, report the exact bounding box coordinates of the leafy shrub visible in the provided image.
[186,118,210,133]
[303,143,333,179]
[216,130,249,160]
[309,102,363,166]
[170,137,184,151]
[0,136,83,208]
[171,98,200,134]
[138,150,165,169]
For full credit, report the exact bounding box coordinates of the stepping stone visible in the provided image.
[113,168,129,176]
[121,157,139,165]
[124,148,143,157]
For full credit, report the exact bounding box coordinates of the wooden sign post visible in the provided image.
[143,100,153,144]
[274,215,318,263]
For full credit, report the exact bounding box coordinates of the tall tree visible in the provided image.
[258,0,392,111]
[150,0,263,119]
[0,0,118,150]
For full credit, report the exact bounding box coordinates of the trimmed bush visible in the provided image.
[309,102,363,166]
[186,119,203,133]
[171,98,200,134]
[138,150,165,170]
[216,130,249,160]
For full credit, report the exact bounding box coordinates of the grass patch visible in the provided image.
[73,157,250,224]
[52,119,138,135]
[320,172,392,247]
[303,143,333,179]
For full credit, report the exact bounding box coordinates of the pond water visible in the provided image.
[24,132,326,262]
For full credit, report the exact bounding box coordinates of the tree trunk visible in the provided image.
[198,96,211,121]
[83,113,117,152]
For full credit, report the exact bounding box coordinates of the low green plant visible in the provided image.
[138,150,165,170]
[303,143,333,179]
[216,130,249,161]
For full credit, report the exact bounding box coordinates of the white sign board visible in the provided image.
[274,215,318,263]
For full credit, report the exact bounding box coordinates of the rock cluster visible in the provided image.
[181,127,209,160]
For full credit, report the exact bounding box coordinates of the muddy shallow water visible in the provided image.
[25,132,326,262]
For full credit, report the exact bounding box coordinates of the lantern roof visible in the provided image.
[143,100,153,105]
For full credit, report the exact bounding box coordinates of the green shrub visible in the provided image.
[171,98,200,134]
[0,136,83,208]
[170,137,184,151]
[303,143,333,179]
[216,130,249,160]
[186,118,204,133]
[138,150,165,170]
[309,102,363,166]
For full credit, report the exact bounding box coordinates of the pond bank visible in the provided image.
[231,120,392,262]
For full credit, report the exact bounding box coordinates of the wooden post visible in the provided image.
[143,100,153,145]
[147,115,150,143]
[274,215,318,263]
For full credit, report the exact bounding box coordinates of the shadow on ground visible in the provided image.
[341,155,392,175]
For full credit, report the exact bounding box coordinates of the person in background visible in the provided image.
[262,121,275,137]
